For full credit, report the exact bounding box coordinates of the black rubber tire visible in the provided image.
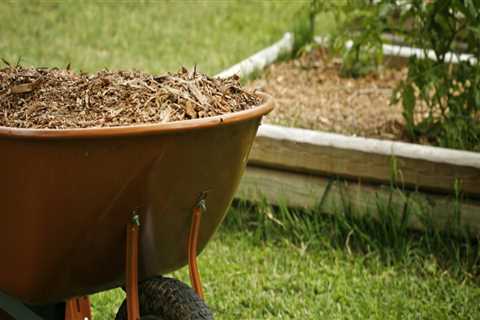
[115,277,213,320]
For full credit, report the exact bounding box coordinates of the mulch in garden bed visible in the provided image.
[0,66,262,129]
[249,47,409,141]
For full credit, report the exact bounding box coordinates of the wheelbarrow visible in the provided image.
[0,94,273,320]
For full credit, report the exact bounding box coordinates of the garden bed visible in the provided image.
[219,34,480,233]
[250,47,407,141]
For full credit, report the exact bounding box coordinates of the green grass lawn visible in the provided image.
[0,1,309,75]
[91,204,480,319]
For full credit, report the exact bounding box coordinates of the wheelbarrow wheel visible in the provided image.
[115,276,213,320]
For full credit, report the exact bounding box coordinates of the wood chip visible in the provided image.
[187,82,209,106]
[11,83,35,94]
[185,100,197,118]
[0,67,261,129]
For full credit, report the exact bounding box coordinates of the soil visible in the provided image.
[249,48,408,140]
[0,66,262,129]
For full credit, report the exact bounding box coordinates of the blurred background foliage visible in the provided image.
[308,0,480,151]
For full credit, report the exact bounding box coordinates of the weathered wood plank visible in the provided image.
[249,124,480,196]
[314,36,477,64]
[216,33,293,79]
[237,166,480,233]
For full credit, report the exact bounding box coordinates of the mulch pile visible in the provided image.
[0,66,262,129]
[250,48,408,140]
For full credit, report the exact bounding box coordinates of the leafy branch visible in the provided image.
[310,0,480,151]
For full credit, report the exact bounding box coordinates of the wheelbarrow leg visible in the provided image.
[187,198,206,299]
[125,214,140,320]
[65,296,91,320]
[121,199,205,320]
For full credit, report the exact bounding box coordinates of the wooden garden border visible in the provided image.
[216,32,294,79]
[314,36,477,65]
[237,166,480,232]
[217,33,480,232]
[249,124,480,196]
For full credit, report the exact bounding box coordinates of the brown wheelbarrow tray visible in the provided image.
[0,94,273,320]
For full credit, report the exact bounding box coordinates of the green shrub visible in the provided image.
[310,0,480,151]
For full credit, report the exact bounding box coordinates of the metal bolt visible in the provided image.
[196,191,208,212]
[131,214,140,226]
[198,199,207,212]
